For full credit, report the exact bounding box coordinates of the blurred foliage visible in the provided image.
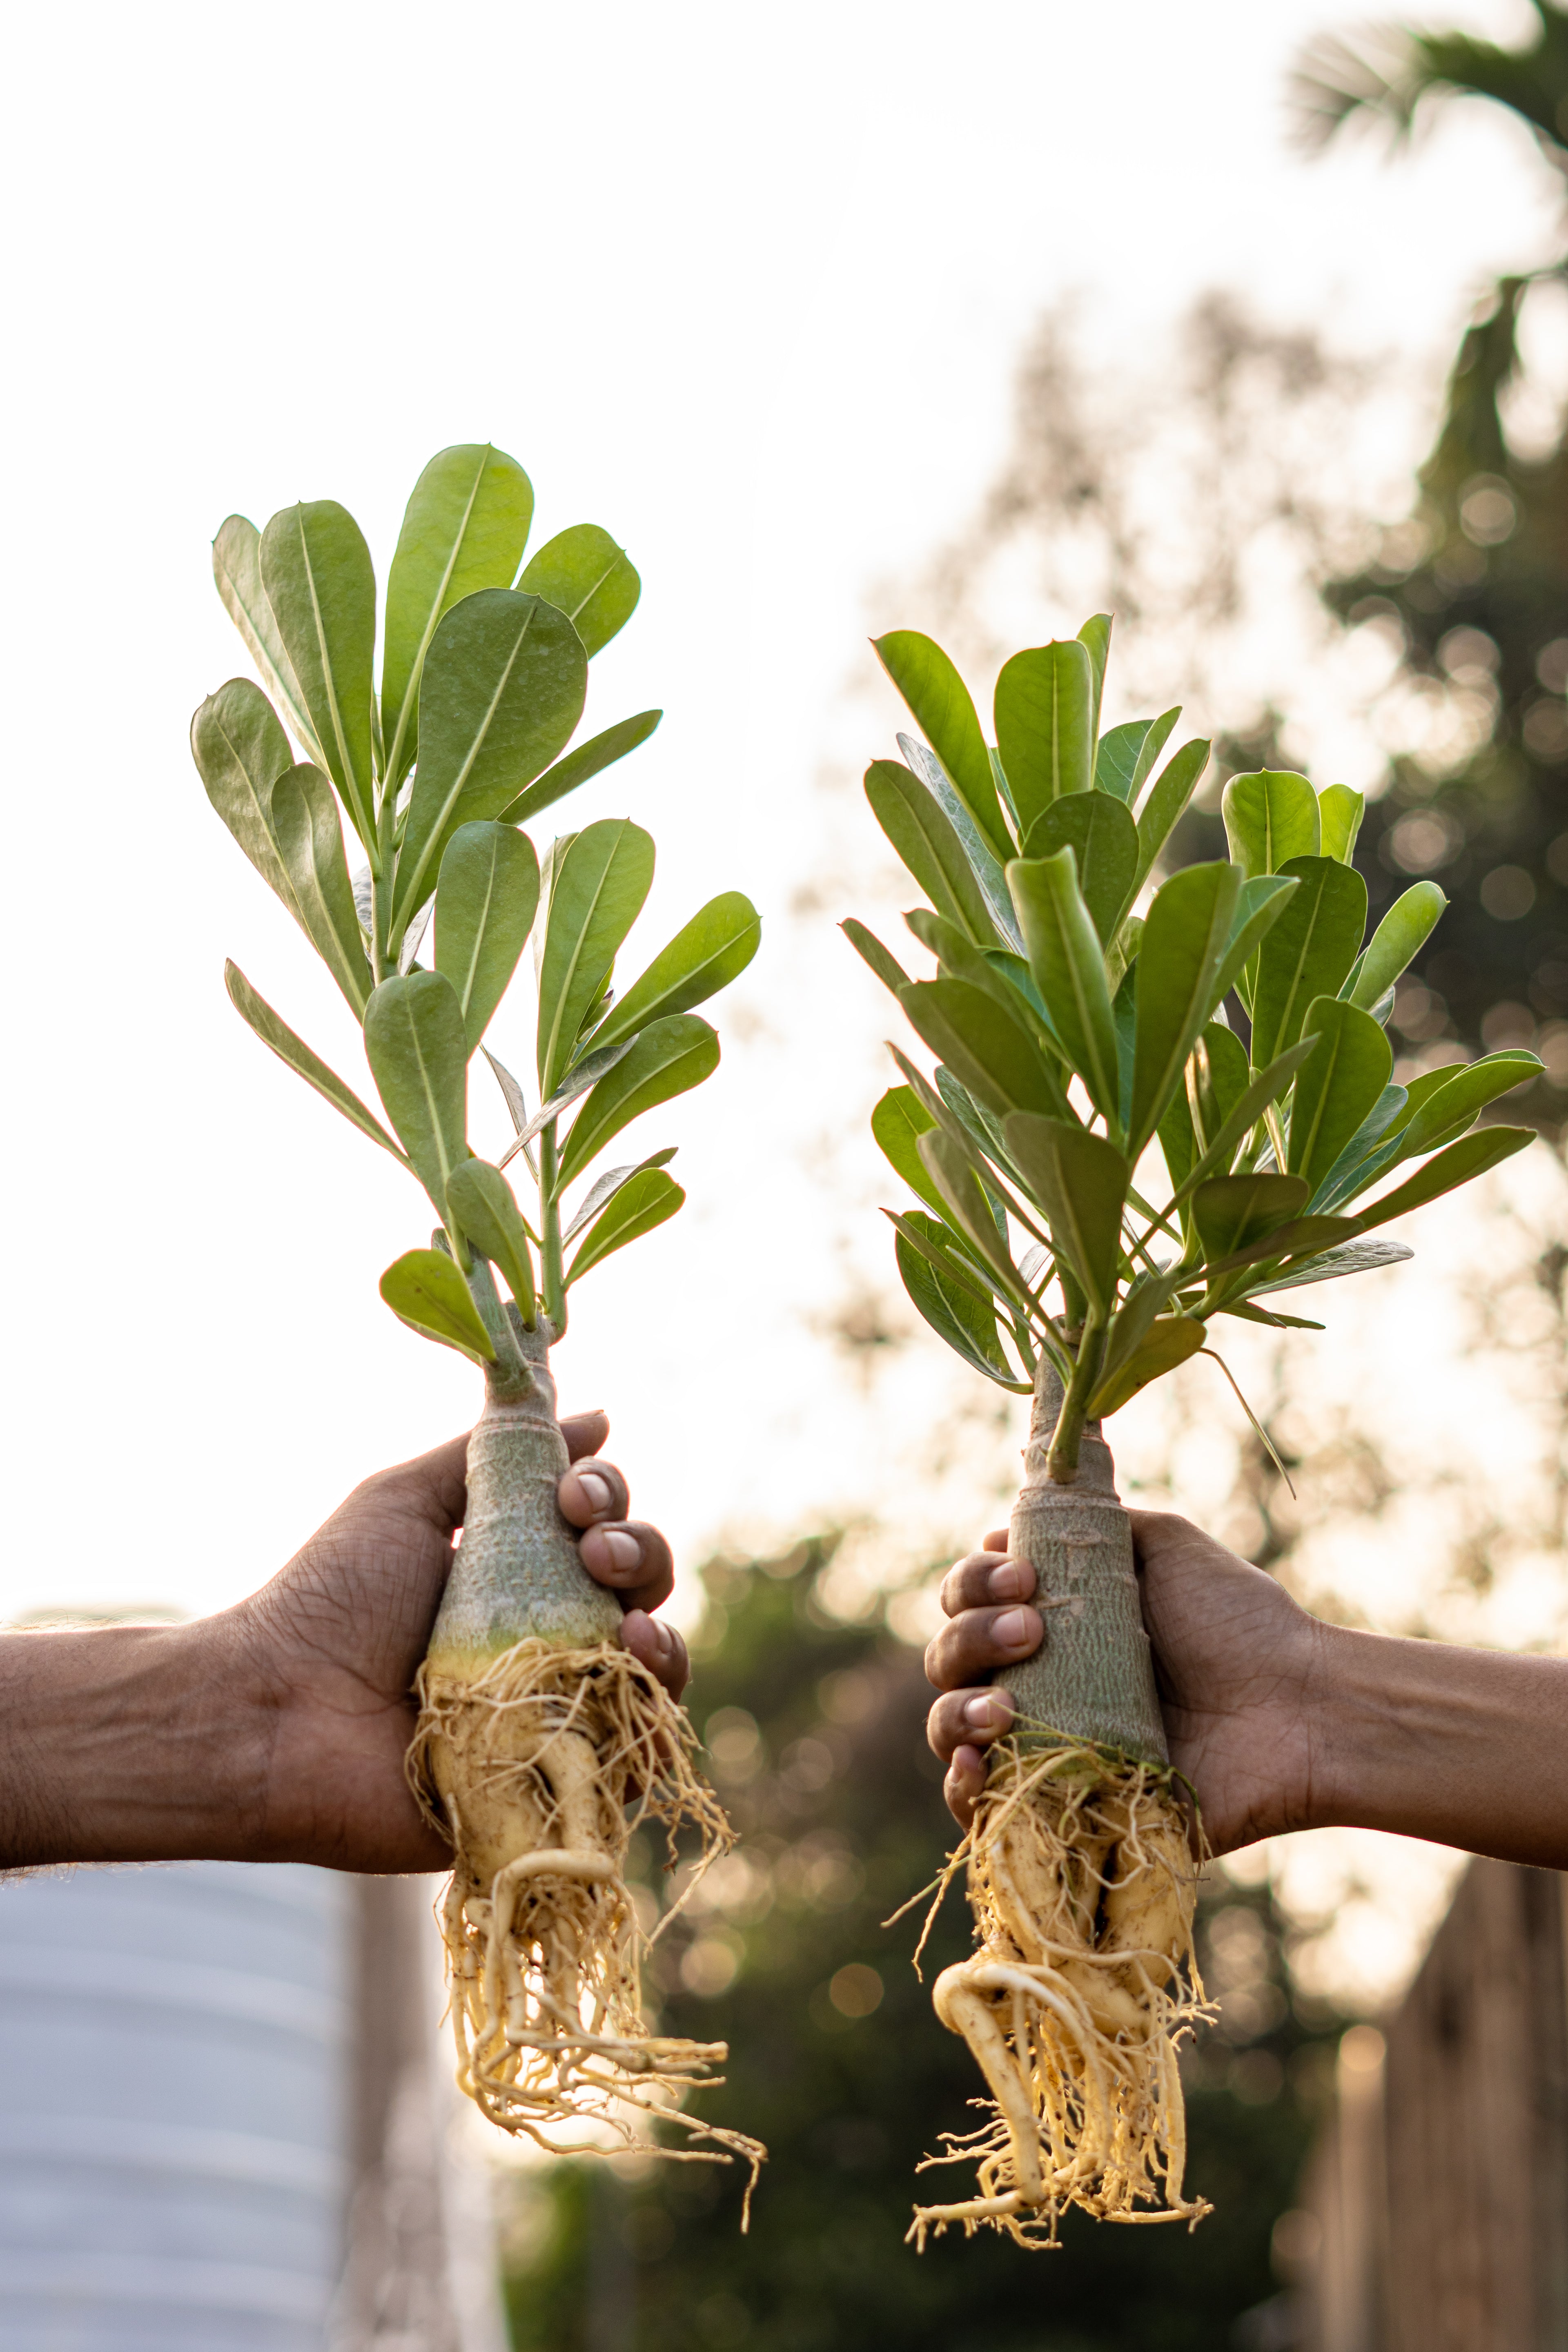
[1292,2,1568,1131]
[502,1544,1341,2352]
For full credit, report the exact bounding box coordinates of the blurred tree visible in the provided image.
[1296,3,1568,1129]
[502,1545,1340,2352]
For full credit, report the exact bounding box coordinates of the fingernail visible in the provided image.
[987,1560,1025,1600]
[602,1530,641,1569]
[963,1694,1005,1730]
[576,1472,613,1514]
[993,1608,1031,1647]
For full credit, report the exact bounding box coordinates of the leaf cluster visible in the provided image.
[851,622,1539,1440]
[192,444,759,1363]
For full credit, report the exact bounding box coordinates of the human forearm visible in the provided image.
[0,1619,260,1870]
[1313,1624,1568,1869]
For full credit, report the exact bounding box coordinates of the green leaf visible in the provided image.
[518,524,640,657]
[1158,1084,1198,1194]
[865,760,1002,947]
[562,1150,678,1245]
[506,1041,636,1160]
[871,1085,945,1214]
[1117,710,1182,806]
[496,710,662,828]
[1203,1212,1361,1285]
[380,443,535,788]
[1193,1173,1310,1267]
[1192,1021,1251,1150]
[1129,861,1242,1157]
[211,516,327,768]
[434,822,540,1054]
[1285,998,1393,1198]
[1251,1237,1413,1294]
[1208,873,1300,1014]
[379,1248,496,1363]
[555,1014,719,1191]
[1250,855,1368,1070]
[1312,1083,1409,1208]
[1393,1051,1543,1157]
[1319,784,1365,864]
[1169,1038,1320,1211]
[1088,1316,1206,1417]
[1002,1115,1128,1318]
[896,736,1023,947]
[899,978,1069,1123]
[871,631,1011,860]
[535,818,655,1094]
[224,960,408,1166]
[363,970,470,1217]
[190,679,298,913]
[1221,770,1320,878]
[1007,850,1120,1124]
[1349,1126,1535,1234]
[906,913,1056,1056]
[1078,614,1112,738]
[588,892,760,1053]
[1348,881,1447,1011]
[993,640,1093,831]
[394,590,588,930]
[1020,791,1139,944]
[270,764,374,1016]
[915,1130,1029,1301]
[444,1158,537,1321]
[1130,737,1210,900]
[258,501,377,850]
[842,919,911,996]
[566,1166,684,1283]
[894,1215,1030,1390]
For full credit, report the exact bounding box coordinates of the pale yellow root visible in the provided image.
[406,1637,766,2221]
[903,1736,1214,2250]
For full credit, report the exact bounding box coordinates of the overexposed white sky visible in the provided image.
[1,0,1560,1625]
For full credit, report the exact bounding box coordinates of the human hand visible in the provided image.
[221,1409,688,1873]
[923,1510,1325,1855]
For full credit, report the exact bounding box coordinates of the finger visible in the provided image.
[983,1528,1009,1552]
[924,1602,1043,1692]
[927,1686,1016,1762]
[579,1520,676,1615]
[939,1551,1038,1619]
[944,1744,989,1831]
[619,1609,690,1700]
[558,1455,629,1528]
[561,1411,611,1464]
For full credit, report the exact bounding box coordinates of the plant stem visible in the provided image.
[372,794,397,981]
[1047,1311,1107,1483]
[540,1122,568,1336]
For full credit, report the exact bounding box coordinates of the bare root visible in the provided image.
[407,1637,766,2219]
[902,1735,1213,2250]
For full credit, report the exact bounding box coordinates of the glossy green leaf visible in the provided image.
[224,960,408,1165]
[1007,850,1120,1123]
[872,632,1011,859]
[935,1069,1023,1202]
[1094,719,1152,802]
[865,760,1001,947]
[871,1085,945,1215]
[1221,770,1320,878]
[1020,791,1139,944]
[1003,1115,1128,1318]
[1130,710,1181,799]
[1158,1083,1198,1194]
[993,640,1093,830]
[1088,1316,1206,1416]
[1350,1125,1535,1234]
[1319,784,1365,864]
[1193,1173,1310,1268]
[380,443,535,788]
[1078,614,1112,737]
[1285,998,1392,1198]
[394,590,587,929]
[212,516,326,768]
[1208,873,1299,1015]
[1349,881,1447,1011]
[1170,1038,1320,1211]
[900,978,1069,1123]
[270,764,374,1016]
[562,1150,677,1245]
[519,524,639,657]
[534,818,655,1094]
[190,678,298,912]
[1312,1083,1409,1208]
[566,1166,684,1283]
[842,919,910,996]
[588,892,760,1053]
[363,971,470,1217]
[1129,736,1211,900]
[886,1047,1018,1203]
[884,1204,1008,1313]
[896,735,1023,946]
[444,1158,537,1321]
[1129,861,1241,1156]
[1250,855,1368,1070]
[504,1043,635,1163]
[496,709,662,828]
[554,1014,719,1191]
[1192,1021,1251,1150]
[379,1248,496,1363]
[1251,1237,1413,1294]
[258,501,377,849]
[1205,1212,1360,1284]
[1393,1051,1543,1158]
[906,915,1056,1058]
[915,1131,1029,1301]
[434,822,540,1054]
[894,1214,1030,1390]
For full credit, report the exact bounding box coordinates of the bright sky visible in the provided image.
[1,0,1559,1628]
